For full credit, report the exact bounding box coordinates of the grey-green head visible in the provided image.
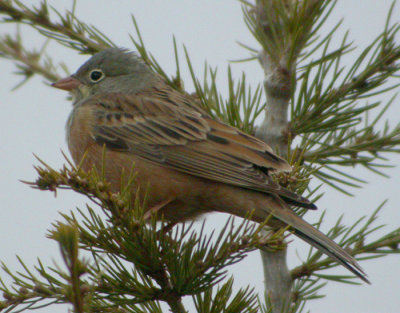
[53,48,157,102]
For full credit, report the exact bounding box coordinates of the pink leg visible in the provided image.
[143,198,174,220]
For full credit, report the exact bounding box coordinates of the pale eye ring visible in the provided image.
[89,69,104,82]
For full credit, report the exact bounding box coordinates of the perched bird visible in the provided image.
[53,48,368,283]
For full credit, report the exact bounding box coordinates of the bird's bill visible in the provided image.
[52,76,81,91]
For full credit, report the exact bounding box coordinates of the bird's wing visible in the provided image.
[84,92,314,208]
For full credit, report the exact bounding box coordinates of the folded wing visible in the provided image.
[85,92,315,209]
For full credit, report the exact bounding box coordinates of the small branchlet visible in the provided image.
[193,278,258,313]
[0,1,113,54]
[0,31,61,87]
[50,223,91,313]
[290,3,400,192]
[0,0,115,89]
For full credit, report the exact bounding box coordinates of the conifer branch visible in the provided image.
[0,32,61,86]
[0,156,280,312]
[0,0,113,54]
[242,1,332,311]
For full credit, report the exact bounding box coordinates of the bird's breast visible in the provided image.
[66,105,97,165]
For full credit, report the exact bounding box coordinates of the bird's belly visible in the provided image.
[71,142,214,222]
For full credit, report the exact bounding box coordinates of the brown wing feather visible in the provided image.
[85,92,314,209]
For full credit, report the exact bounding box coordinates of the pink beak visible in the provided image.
[52,76,82,91]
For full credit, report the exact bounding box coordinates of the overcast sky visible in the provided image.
[1,1,400,312]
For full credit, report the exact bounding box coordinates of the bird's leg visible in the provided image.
[143,198,174,220]
[142,198,180,242]
[144,198,179,237]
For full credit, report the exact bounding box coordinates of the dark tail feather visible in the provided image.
[294,229,370,284]
[273,184,317,210]
[281,194,317,210]
[262,195,369,283]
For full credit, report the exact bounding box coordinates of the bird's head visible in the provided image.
[52,48,155,102]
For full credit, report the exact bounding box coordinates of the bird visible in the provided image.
[52,47,368,283]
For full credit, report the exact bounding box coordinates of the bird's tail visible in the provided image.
[256,195,369,283]
[292,229,369,283]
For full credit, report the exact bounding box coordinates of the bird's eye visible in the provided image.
[89,69,104,82]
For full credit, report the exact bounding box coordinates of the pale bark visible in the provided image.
[256,51,293,313]
[254,2,294,312]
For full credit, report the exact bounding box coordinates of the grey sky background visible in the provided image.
[1,1,399,312]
